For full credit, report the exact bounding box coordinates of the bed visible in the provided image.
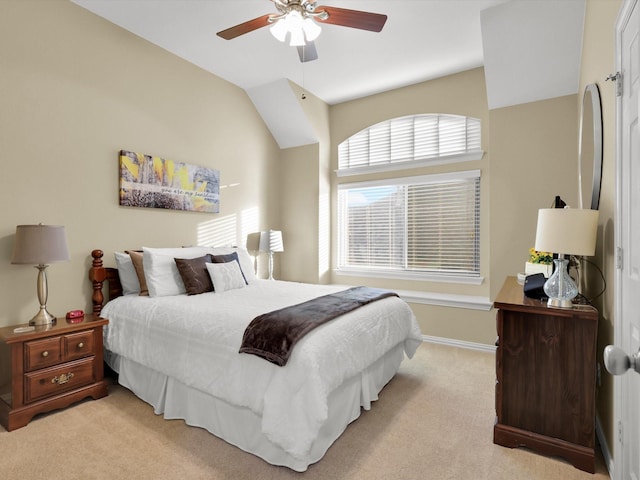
[89,246,422,472]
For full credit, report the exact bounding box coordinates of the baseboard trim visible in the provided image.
[422,334,496,353]
[595,414,614,479]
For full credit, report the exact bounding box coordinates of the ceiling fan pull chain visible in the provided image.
[301,52,307,99]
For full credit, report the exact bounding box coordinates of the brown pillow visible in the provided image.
[175,254,214,295]
[126,250,149,296]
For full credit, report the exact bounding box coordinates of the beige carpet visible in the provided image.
[0,343,609,479]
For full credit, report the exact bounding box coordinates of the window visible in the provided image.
[337,114,482,177]
[337,170,481,281]
[336,114,483,283]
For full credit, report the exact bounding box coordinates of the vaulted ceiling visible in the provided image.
[72,0,585,147]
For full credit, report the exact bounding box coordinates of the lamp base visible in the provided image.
[29,307,56,326]
[267,251,275,280]
[543,256,578,309]
[29,264,57,326]
[546,297,574,309]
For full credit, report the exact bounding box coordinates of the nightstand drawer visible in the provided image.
[24,357,96,404]
[24,337,62,371]
[64,330,94,361]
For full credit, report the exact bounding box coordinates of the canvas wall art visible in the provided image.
[119,150,220,213]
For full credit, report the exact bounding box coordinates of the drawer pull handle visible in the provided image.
[42,351,49,357]
[51,372,74,385]
[77,343,84,349]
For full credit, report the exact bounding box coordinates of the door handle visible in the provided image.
[603,345,640,375]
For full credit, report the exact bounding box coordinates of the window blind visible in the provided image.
[337,171,480,277]
[338,114,481,171]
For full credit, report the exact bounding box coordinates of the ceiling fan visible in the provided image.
[216,0,387,62]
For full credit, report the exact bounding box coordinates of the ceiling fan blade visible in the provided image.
[297,42,318,62]
[316,6,387,32]
[216,14,272,40]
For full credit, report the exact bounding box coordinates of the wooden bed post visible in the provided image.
[89,249,106,315]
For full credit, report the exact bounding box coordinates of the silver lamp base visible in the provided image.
[29,264,57,325]
[546,297,574,309]
[267,251,275,280]
[29,307,56,326]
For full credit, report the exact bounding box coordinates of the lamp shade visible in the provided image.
[245,232,262,253]
[270,19,288,42]
[11,224,70,265]
[534,208,598,256]
[302,18,321,41]
[259,230,284,253]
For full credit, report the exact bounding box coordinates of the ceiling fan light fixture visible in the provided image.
[286,9,304,27]
[268,7,322,46]
[217,1,387,63]
[270,18,288,42]
[289,27,306,46]
[302,18,321,42]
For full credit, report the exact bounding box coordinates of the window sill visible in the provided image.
[396,290,492,311]
[334,268,484,285]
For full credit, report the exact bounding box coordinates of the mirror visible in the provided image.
[578,83,603,210]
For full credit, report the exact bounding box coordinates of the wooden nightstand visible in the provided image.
[493,276,598,473]
[0,314,109,431]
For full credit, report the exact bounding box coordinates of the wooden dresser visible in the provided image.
[493,276,598,473]
[0,314,108,431]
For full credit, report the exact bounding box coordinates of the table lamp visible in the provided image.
[259,230,284,280]
[534,208,598,308]
[11,224,70,325]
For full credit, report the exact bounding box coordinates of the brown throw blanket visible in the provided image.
[239,286,398,366]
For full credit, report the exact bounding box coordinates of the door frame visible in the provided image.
[613,1,636,479]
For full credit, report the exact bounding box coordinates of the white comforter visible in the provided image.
[101,280,422,459]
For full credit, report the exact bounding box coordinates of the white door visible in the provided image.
[608,2,640,480]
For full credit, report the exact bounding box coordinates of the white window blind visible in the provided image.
[338,114,481,172]
[337,171,480,278]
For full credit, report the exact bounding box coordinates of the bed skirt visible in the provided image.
[105,343,406,472]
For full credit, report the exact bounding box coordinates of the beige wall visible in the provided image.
[578,0,622,460]
[279,143,320,283]
[489,94,580,299]
[278,83,332,284]
[0,1,280,327]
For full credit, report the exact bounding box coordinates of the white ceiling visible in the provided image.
[72,0,511,105]
[71,0,586,147]
[480,0,585,109]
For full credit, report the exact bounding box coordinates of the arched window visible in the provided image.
[336,114,482,283]
[337,114,482,177]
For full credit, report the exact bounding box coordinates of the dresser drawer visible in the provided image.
[24,337,62,371]
[64,330,94,361]
[24,357,96,404]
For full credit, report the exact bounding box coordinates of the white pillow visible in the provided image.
[206,261,246,293]
[142,246,211,297]
[205,247,257,284]
[114,251,140,295]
